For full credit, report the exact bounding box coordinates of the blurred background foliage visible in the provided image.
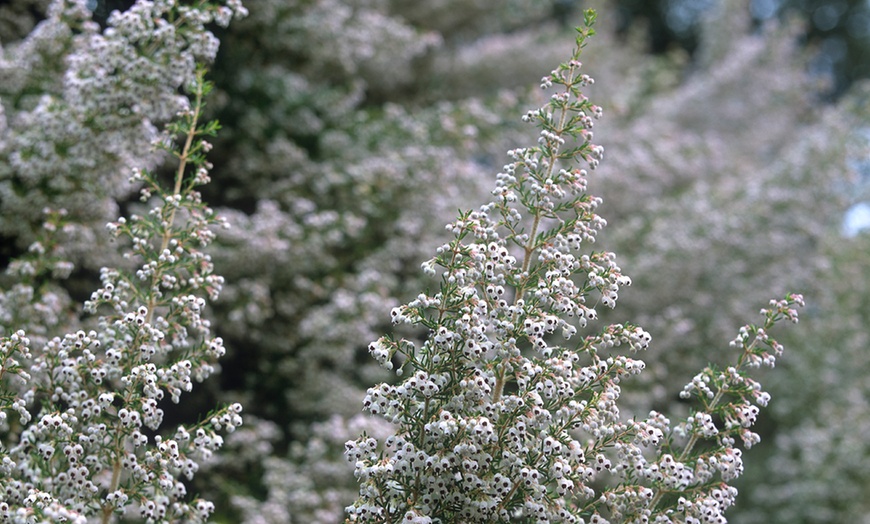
[5,0,870,93]
[2,0,870,522]
[615,0,870,98]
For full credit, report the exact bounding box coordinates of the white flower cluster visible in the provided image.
[345,10,806,524]
[0,4,246,519]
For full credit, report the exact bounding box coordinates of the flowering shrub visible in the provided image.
[3,1,869,523]
[0,68,243,522]
[0,0,247,522]
[344,11,805,523]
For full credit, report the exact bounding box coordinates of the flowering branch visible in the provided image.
[0,62,240,524]
[345,9,803,524]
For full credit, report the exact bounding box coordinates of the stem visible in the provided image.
[494,481,521,516]
[100,461,123,523]
[491,371,505,405]
[145,72,205,326]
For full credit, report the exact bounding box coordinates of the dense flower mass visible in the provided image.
[0,69,244,522]
[344,11,806,523]
[0,1,247,522]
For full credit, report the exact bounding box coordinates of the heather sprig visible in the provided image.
[345,10,803,524]
[0,67,240,524]
[643,294,805,522]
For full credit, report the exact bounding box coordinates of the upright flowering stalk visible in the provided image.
[345,10,803,524]
[0,69,240,523]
